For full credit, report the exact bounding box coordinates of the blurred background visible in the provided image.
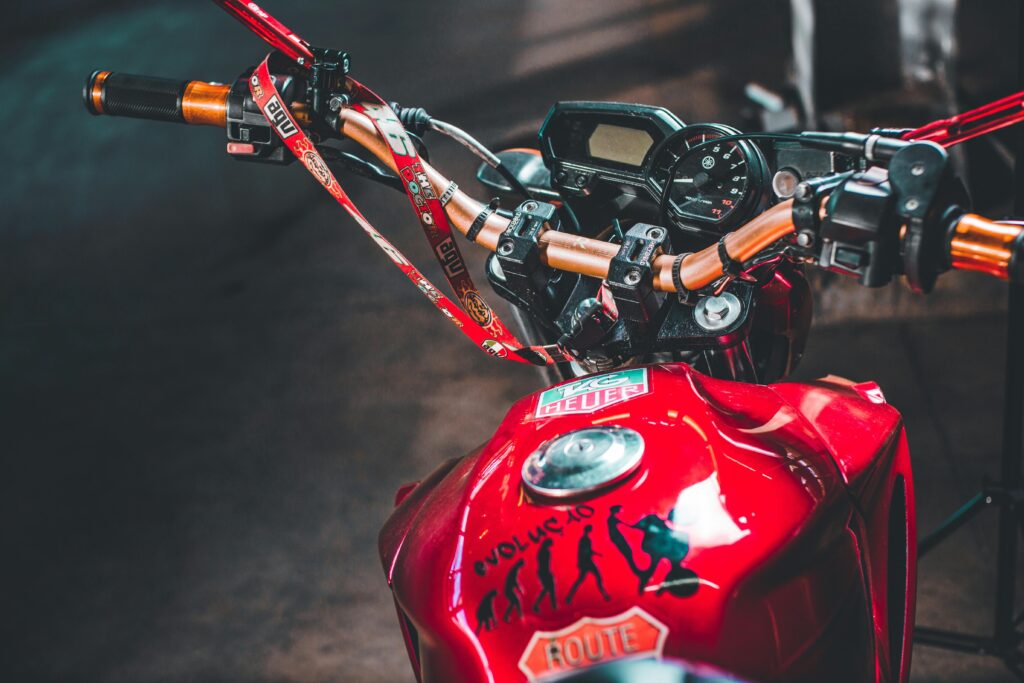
[2,0,1022,681]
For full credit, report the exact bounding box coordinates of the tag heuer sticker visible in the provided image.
[535,369,649,418]
[517,606,669,680]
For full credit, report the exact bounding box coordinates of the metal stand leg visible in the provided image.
[912,17,1024,674]
[913,289,1024,678]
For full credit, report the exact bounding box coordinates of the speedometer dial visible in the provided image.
[654,124,768,234]
[670,137,748,220]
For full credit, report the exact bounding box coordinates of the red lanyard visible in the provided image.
[249,56,571,365]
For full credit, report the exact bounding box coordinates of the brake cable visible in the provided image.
[391,104,536,200]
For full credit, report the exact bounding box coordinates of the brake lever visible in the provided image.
[318,147,404,193]
[211,0,315,67]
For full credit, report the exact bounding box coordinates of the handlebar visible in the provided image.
[948,213,1024,281]
[334,106,799,292]
[83,70,1024,290]
[85,71,230,127]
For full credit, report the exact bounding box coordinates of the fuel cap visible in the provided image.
[522,427,644,498]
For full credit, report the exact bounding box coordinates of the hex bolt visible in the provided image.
[911,162,926,176]
[904,197,920,211]
[498,240,515,256]
[794,182,813,201]
[328,95,349,111]
[704,296,730,320]
[646,227,664,240]
[522,201,538,212]
[796,231,815,248]
[623,269,643,285]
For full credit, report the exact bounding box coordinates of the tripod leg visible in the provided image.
[1004,656,1024,683]
[918,492,988,557]
[994,278,1024,649]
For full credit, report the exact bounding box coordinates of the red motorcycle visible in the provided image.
[83,2,1024,681]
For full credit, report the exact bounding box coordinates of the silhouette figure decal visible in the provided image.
[533,538,557,613]
[565,524,612,603]
[502,559,526,622]
[476,589,499,633]
[608,507,700,598]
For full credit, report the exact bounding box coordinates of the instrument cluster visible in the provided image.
[539,101,781,242]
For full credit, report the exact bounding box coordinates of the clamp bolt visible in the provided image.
[704,297,730,321]
[646,227,664,240]
[522,201,538,212]
[623,269,643,286]
[796,231,815,248]
[498,240,515,256]
[904,197,920,211]
[694,292,742,331]
[911,162,926,176]
[794,182,813,201]
[328,95,349,111]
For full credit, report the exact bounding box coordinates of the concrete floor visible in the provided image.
[2,1,1022,681]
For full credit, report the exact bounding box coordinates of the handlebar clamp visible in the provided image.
[607,224,669,323]
[494,201,559,313]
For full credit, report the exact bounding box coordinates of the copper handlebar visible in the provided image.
[335,108,797,292]
[159,81,1024,287]
[948,214,1023,280]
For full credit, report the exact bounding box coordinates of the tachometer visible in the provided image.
[653,124,768,234]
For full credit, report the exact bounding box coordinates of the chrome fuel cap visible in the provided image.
[522,427,644,498]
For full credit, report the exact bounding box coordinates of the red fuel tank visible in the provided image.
[380,364,912,683]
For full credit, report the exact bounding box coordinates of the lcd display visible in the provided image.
[587,123,655,167]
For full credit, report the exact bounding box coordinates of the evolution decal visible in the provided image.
[517,607,669,681]
[471,502,699,636]
[535,368,650,418]
[474,504,595,578]
[474,505,597,633]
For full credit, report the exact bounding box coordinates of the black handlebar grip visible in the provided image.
[84,70,189,123]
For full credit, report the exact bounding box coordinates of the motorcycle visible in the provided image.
[82,2,1024,681]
